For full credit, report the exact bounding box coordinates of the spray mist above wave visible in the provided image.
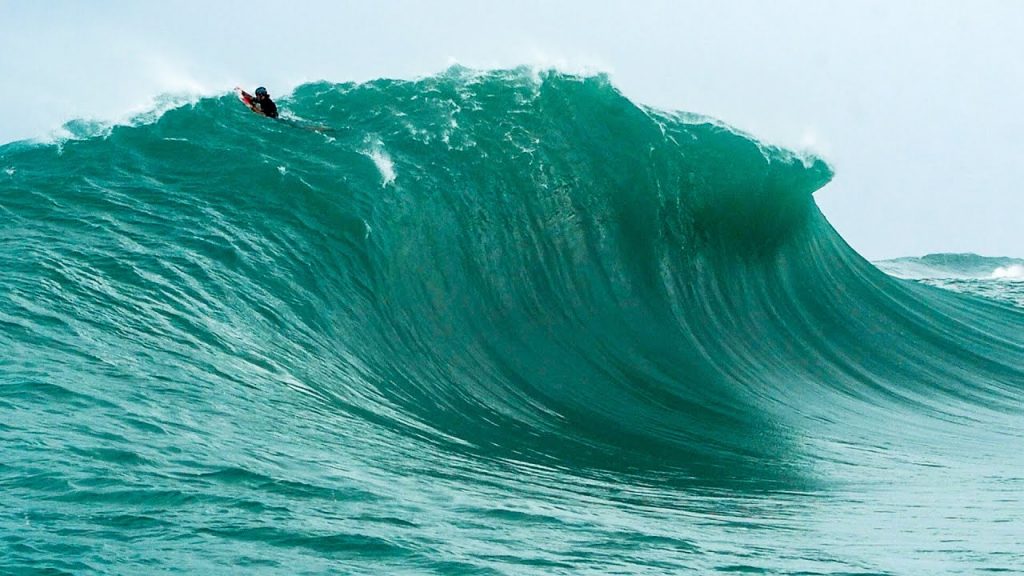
[992,264,1024,280]
[2,67,1022,485]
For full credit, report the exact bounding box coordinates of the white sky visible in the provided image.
[3,0,1022,259]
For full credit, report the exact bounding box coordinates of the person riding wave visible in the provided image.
[240,86,278,118]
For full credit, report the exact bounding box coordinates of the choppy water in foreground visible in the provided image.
[2,69,1022,575]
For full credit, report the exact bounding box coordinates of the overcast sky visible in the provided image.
[3,0,1022,259]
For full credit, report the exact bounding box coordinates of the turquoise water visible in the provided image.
[876,254,1024,309]
[2,68,1022,575]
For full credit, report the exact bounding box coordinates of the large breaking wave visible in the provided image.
[3,68,1022,574]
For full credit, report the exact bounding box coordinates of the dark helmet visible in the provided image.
[255,87,268,97]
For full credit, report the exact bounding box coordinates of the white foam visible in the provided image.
[363,140,396,188]
[277,166,288,175]
[4,168,14,176]
[518,51,614,79]
[35,91,208,146]
[991,264,1024,280]
[439,58,612,92]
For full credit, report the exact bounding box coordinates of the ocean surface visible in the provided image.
[2,68,1022,575]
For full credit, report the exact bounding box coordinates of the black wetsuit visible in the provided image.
[256,96,278,118]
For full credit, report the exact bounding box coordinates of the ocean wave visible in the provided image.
[3,67,1023,574]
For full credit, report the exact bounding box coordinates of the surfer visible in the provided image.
[236,85,334,133]
[240,86,278,119]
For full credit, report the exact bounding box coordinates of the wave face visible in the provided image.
[3,68,1023,574]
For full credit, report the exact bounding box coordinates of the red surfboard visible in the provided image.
[236,87,255,108]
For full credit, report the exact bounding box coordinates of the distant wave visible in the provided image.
[875,253,1024,280]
